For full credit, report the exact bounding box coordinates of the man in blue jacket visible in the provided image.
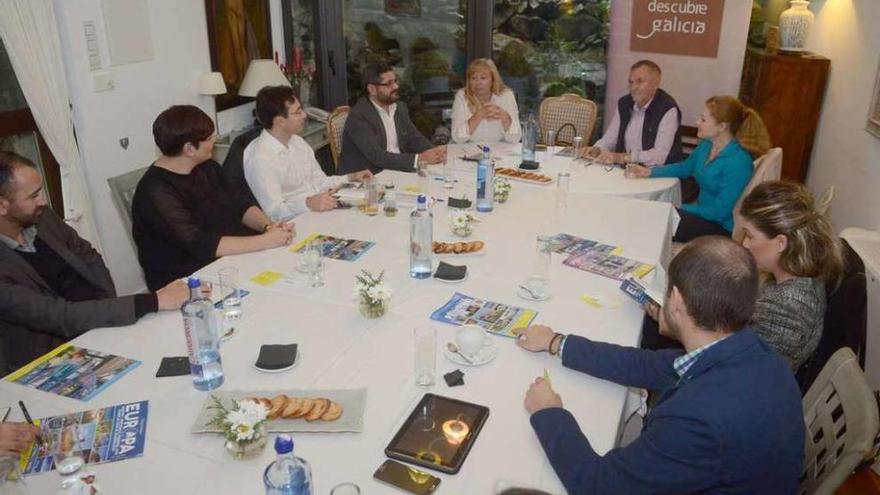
[517,236,804,494]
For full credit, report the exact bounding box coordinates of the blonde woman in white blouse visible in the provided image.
[451,58,521,144]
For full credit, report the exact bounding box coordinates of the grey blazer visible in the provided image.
[0,211,138,374]
[338,97,433,174]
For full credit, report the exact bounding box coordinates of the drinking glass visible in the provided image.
[218,267,242,320]
[364,178,380,216]
[443,157,456,189]
[414,327,436,387]
[526,236,552,299]
[330,482,361,495]
[545,129,556,159]
[556,172,570,209]
[53,424,85,477]
[305,240,325,288]
[0,458,30,495]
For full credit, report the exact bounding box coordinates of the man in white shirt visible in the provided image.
[586,60,684,167]
[244,86,372,222]
[338,63,447,174]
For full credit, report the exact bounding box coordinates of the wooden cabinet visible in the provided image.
[740,47,830,182]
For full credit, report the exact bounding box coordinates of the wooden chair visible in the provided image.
[731,147,783,243]
[799,347,879,495]
[538,93,598,146]
[679,125,700,158]
[107,166,149,249]
[327,105,350,173]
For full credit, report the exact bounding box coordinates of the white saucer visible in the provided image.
[253,352,301,373]
[443,340,498,366]
[434,272,468,283]
[518,287,551,301]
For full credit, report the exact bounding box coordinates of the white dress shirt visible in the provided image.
[594,97,678,167]
[370,99,419,169]
[451,89,522,144]
[243,129,346,222]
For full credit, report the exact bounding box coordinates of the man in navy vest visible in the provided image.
[586,60,683,167]
[517,236,804,494]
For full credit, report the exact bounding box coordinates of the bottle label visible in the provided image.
[183,315,201,364]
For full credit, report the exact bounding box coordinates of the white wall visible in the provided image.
[804,0,880,232]
[54,0,268,294]
[604,0,752,129]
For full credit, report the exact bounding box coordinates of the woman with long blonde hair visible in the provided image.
[626,95,771,242]
[450,58,521,144]
[739,180,842,370]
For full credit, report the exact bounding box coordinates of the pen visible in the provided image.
[18,400,45,447]
[543,368,552,386]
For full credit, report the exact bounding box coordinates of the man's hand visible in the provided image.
[597,150,627,164]
[418,145,447,165]
[262,224,294,248]
[524,377,563,414]
[580,146,602,159]
[516,325,556,353]
[643,302,660,321]
[347,170,373,183]
[306,192,338,212]
[625,163,651,179]
[156,279,189,310]
[0,423,40,456]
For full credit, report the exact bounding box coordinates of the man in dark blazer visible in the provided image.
[338,63,447,174]
[0,152,188,374]
[518,236,804,494]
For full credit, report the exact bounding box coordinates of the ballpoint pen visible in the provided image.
[543,368,552,387]
[18,400,45,448]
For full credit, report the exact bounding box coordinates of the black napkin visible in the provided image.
[434,262,467,281]
[447,197,472,209]
[519,160,540,170]
[156,356,190,378]
[255,344,298,370]
[444,369,465,387]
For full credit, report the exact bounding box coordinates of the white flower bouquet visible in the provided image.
[494,176,512,203]
[449,210,479,237]
[206,396,269,459]
[354,270,391,318]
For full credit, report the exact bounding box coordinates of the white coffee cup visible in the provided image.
[456,324,487,358]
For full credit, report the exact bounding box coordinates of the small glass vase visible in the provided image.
[358,298,387,318]
[224,424,267,460]
[495,191,509,203]
[451,225,473,237]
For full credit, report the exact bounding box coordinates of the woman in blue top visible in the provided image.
[626,95,770,242]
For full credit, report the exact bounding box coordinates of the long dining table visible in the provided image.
[1,165,677,494]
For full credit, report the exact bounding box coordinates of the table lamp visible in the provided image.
[198,72,227,96]
[238,60,290,97]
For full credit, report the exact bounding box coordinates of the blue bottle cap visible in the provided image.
[417,194,427,205]
[274,434,293,454]
[187,277,201,289]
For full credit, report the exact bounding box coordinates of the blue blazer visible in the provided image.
[530,329,804,494]
[649,139,753,232]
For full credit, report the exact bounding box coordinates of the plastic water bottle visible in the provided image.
[522,112,538,162]
[264,435,312,495]
[181,277,224,391]
[409,194,433,279]
[476,146,494,212]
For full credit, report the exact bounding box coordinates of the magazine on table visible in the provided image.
[6,344,141,401]
[620,265,667,306]
[19,401,149,474]
[549,233,620,256]
[563,249,655,281]
[430,292,538,338]
[289,233,375,262]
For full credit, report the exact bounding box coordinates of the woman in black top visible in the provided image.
[133,105,294,290]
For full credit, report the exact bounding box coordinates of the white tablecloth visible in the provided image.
[1,171,676,494]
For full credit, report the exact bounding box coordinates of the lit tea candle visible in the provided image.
[442,419,469,445]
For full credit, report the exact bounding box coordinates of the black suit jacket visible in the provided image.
[338,97,432,174]
[0,211,139,374]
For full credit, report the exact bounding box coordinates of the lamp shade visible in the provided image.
[198,72,227,95]
[238,60,290,97]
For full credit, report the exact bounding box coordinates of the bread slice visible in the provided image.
[321,401,343,421]
[292,398,315,419]
[281,397,303,419]
[268,394,288,419]
[306,398,329,422]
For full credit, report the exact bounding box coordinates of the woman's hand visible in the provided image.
[625,163,651,179]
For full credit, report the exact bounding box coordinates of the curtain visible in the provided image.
[0,0,102,250]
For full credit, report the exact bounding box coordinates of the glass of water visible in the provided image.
[526,236,552,299]
[218,267,242,320]
[545,129,556,159]
[443,156,456,189]
[414,327,436,387]
[53,424,85,477]
[305,240,325,288]
[556,172,571,209]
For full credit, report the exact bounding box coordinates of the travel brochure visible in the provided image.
[19,400,149,475]
[5,344,141,401]
[563,249,655,281]
[620,265,668,307]
[549,233,620,256]
[290,233,375,262]
[430,292,538,338]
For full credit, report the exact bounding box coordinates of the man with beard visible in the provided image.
[339,63,447,174]
[516,236,804,494]
[0,152,188,374]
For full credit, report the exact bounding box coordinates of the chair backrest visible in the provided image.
[799,347,879,495]
[327,106,350,173]
[731,147,783,242]
[221,127,262,206]
[796,238,868,393]
[679,125,700,158]
[107,166,149,249]
[538,93,598,146]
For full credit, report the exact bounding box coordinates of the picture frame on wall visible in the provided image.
[868,58,880,139]
[205,0,274,111]
[385,0,421,17]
